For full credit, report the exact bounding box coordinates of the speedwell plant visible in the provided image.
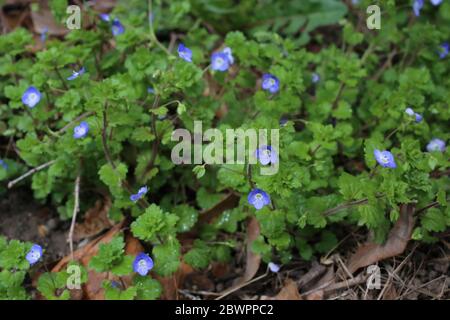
[0,0,449,299]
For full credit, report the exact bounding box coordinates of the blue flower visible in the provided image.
[413,0,424,16]
[312,73,320,84]
[211,52,231,72]
[147,87,155,94]
[133,253,154,276]
[222,47,234,65]
[67,67,86,81]
[99,13,110,22]
[268,262,280,273]
[438,42,449,59]
[0,159,8,170]
[111,18,125,36]
[405,107,423,123]
[430,0,443,6]
[130,186,148,202]
[255,145,278,165]
[40,27,48,43]
[279,118,288,127]
[73,121,89,139]
[426,138,446,152]
[22,86,41,109]
[26,244,43,265]
[351,0,360,5]
[374,149,397,168]
[177,43,193,62]
[261,73,280,94]
[248,188,271,210]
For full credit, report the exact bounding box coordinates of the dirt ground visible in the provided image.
[0,188,69,263]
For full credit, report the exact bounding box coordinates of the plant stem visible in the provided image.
[8,160,56,189]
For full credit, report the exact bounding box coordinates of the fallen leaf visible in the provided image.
[31,9,68,36]
[73,196,113,242]
[51,221,125,300]
[233,216,261,285]
[155,261,194,300]
[0,0,29,32]
[217,217,261,297]
[211,262,231,279]
[262,279,302,300]
[347,204,415,273]
[306,290,324,300]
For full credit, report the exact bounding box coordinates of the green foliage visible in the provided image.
[89,235,133,276]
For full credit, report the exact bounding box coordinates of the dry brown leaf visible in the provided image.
[51,221,124,300]
[73,197,113,242]
[233,216,261,285]
[211,262,231,279]
[31,9,68,36]
[262,279,302,300]
[92,0,117,11]
[155,261,194,300]
[306,290,324,300]
[217,217,261,297]
[347,204,415,273]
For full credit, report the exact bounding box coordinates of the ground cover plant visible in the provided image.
[0,0,449,300]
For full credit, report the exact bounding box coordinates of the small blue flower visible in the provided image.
[279,118,288,127]
[40,27,48,43]
[312,73,320,83]
[99,13,110,22]
[405,107,423,123]
[268,262,280,273]
[211,52,231,72]
[222,47,234,65]
[413,0,424,16]
[351,0,360,5]
[248,188,271,210]
[0,159,8,170]
[438,42,449,59]
[111,18,125,36]
[426,138,446,152]
[133,253,154,276]
[177,43,193,62]
[130,186,148,202]
[430,0,443,6]
[67,67,86,81]
[73,121,89,139]
[261,73,280,94]
[374,149,397,168]
[22,86,41,109]
[147,87,155,94]
[26,244,43,265]
[255,145,278,165]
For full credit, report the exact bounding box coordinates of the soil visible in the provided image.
[0,187,69,263]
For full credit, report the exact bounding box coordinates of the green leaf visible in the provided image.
[131,204,179,242]
[152,240,181,277]
[184,240,211,269]
[103,281,137,300]
[134,277,162,300]
[37,273,70,300]
[421,208,446,232]
[89,236,125,273]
